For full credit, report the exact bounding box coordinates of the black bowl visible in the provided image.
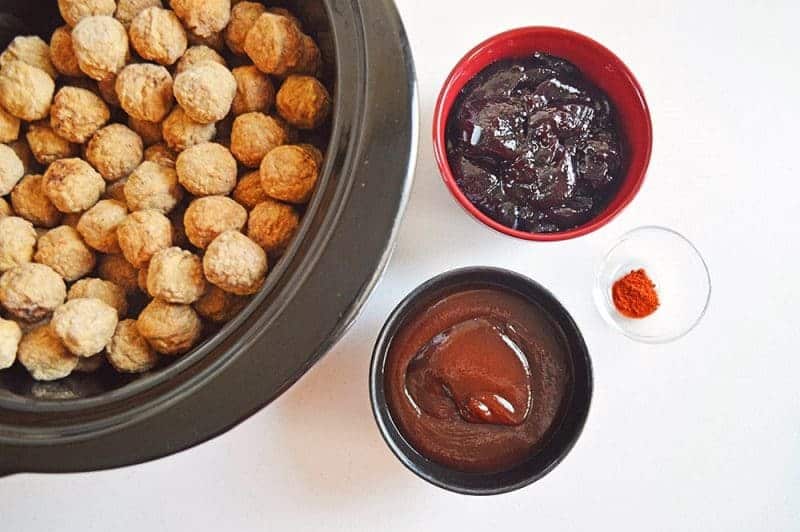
[0,0,417,475]
[370,267,592,495]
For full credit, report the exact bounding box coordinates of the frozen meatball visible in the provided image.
[224,1,266,55]
[161,107,215,151]
[276,75,331,130]
[49,26,83,77]
[0,216,36,272]
[98,253,139,295]
[171,0,231,38]
[26,121,78,164]
[34,226,96,281]
[115,0,163,26]
[231,65,275,116]
[294,34,322,77]
[17,323,78,381]
[175,45,225,73]
[230,112,291,167]
[71,16,129,81]
[247,199,299,256]
[50,86,110,143]
[147,247,206,304]
[58,0,116,27]
[184,195,247,249]
[130,7,188,66]
[128,116,163,146]
[176,142,236,196]
[117,209,173,268]
[106,319,158,372]
[86,124,144,181]
[0,318,22,369]
[203,230,267,295]
[266,7,302,30]
[116,63,174,123]
[0,143,24,196]
[0,263,66,321]
[10,174,62,228]
[51,297,118,357]
[68,277,127,317]
[136,298,201,355]
[96,76,121,107]
[244,13,303,76]
[232,170,269,210]
[0,60,55,121]
[0,36,57,79]
[0,198,11,218]
[0,106,20,143]
[77,199,128,253]
[193,285,247,323]
[173,62,236,123]
[42,158,105,213]
[143,143,177,168]
[124,161,183,214]
[259,144,322,204]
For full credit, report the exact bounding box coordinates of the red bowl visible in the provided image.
[433,27,653,242]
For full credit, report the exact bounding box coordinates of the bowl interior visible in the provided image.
[433,26,653,241]
[370,267,592,495]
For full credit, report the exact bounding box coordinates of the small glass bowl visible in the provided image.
[594,226,711,343]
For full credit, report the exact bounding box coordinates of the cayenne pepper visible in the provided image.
[612,269,659,319]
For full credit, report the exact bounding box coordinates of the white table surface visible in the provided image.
[3,1,799,530]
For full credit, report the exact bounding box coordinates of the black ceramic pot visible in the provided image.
[0,0,417,475]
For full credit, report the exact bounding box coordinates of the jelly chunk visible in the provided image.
[454,96,528,163]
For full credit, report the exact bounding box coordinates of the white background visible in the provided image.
[3,1,800,530]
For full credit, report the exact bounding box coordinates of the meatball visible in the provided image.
[171,0,231,38]
[0,318,22,369]
[128,116,163,146]
[0,106,20,143]
[147,247,206,304]
[136,298,201,355]
[232,170,269,210]
[86,124,144,181]
[175,142,236,196]
[10,174,62,228]
[130,7,187,65]
[259,144,322,204]
[50,26,84,78]
[124,161,183,214]
[0,143,24,196]
[294,34,322,77]
[0,35,57,79]
[68,277,128,317]
[161,107,215,151]
[247,199,299,256]
[173,62,236,124]
[224,1,265,55]
[183,195,247,249]
[50,86,111,143]
[117,209,173,268]
[193,285,247,323]
[26,121,79,165]
[0,216,36,272]
[116,63,174,123]
[106,319,158,372]
[42,158,106,213]
[230,112,291,167]
[203,230,267,295]
[143,143,177,168]
[244,13,303,76]
[230,65,274,116]
[276,75,331,130]
[34,226,96,281]
[0,60,55,121]
[58,0,116,27]
[0,263,66,321]
[17,323,78,381]
[98,253,139,295]
[96,76,121,107]
[115,0,163,27]
[77,199,128,253]
[175,44,225,74]
[51,297,118,357]
[71,16,129,81]
[266,7,302,30]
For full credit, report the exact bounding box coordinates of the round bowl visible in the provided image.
[370,267,592,495]
[433,26,653,242]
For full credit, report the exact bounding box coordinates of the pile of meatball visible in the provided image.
[0,0,331,381]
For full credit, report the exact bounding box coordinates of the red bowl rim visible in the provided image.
[432,26,653,242]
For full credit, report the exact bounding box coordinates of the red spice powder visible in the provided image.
[612,269,659,319]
